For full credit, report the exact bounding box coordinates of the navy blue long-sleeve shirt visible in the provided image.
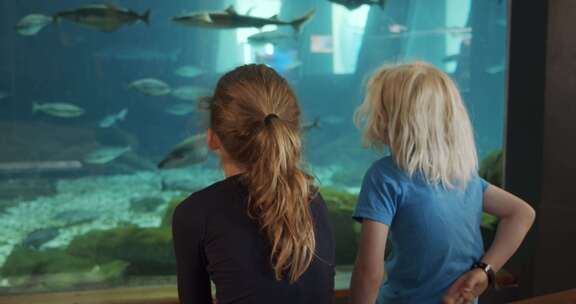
[171,174,335,304]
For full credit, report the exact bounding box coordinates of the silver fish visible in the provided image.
[247,30,295,46]
[486,64,505,75]
[33,102,85,118]
[129,78,171,96]
[55,4,150,32]
[158,134,208,169]
[172,5,315,32]
[172,86,211,101]
[99,108,128,128]
[165,103,195,116]
[329,0,386,10]
[16,14,53,36]
[302,117,321,132]
[84,146,131,165]
[175,65,204,78]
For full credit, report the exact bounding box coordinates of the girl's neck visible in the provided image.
[221,160,245,178]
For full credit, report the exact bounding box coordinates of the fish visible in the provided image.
[486,64,505,74]
[172,5,315,32]
[129,78,171,96]
[165,103,195,116]
[54,4,150,32]
[23,227,59,249]
[158,134,208,169]
[442,53,461,63]
[32,102,85,118]
[172,86,211,101]
[247,30,295,46]
[302,117,321,132]
[322,115,345,125]
[99,108,128,128]
[388,23,408,33]
[94,46,181,62]
[84,146,131,164]
[175,65,204,78]
[329,0,387,10]
[16,14,54,36]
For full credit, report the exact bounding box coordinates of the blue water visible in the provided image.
[0,0,507,296]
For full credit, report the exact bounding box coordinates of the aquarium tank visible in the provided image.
[0,0,507,298]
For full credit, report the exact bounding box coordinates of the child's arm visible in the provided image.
[444,185,536,303]
[350,220,389,304]
[480,185,536,271]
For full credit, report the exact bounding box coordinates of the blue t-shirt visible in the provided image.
[353,156,489,304]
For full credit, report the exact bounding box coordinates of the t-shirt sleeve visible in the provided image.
[353,163,401,226]
[479,177,490,193]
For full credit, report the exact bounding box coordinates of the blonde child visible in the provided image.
[350,62,535,304]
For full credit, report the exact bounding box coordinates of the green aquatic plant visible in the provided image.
[161,195,188,227]
[479,149,503,187]
[320,187,359,265]
[0,246,95,276]
[320,187,358,211]
[66,225,175,275]
[478,150,503,247]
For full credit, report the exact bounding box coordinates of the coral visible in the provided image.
[479,150,503,187]
[66,225,175,275]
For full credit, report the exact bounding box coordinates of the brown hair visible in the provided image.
[210,64,316,283]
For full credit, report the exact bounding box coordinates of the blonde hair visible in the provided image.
[354,61,478,188]
[210,64,316,283]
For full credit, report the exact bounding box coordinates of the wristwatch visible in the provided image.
[471,261,498,290]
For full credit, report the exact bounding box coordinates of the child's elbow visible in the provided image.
[518,201,536,227]
[525,203,536,225]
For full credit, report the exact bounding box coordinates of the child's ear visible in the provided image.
[207,128,221,151]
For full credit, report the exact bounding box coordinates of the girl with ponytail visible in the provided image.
[171,64,335,304]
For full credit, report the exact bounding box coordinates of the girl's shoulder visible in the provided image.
[366,155,408,184]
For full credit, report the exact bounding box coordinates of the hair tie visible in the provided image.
[264,113,279,125]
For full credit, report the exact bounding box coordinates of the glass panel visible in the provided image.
[0,0,507,298]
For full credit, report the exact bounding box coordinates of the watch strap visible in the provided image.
[471,261,498,290]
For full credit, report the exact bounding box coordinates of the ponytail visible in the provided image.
[243,114,316,282]
[210,64,317,282]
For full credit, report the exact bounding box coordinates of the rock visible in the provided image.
[22,227,60,249]
[53,209,101,226]
[160,175,203,193]
[129,196,166,213]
